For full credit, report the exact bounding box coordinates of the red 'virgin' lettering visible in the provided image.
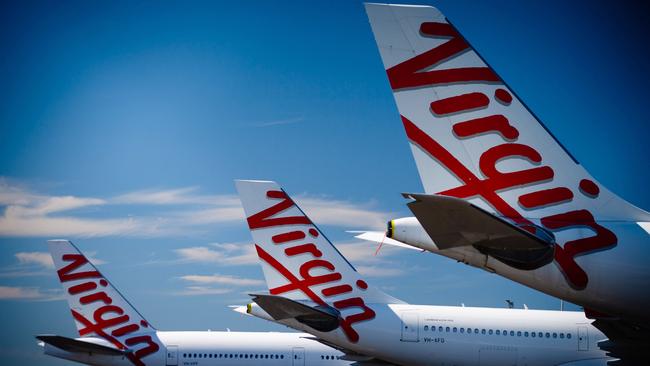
[68,281,97,295]
[58,254,101,282]
[79,291,112,305]
[430,92,489,116]
[284,243,322,258]
[125,336,160,366]
[541,210,617,289]
[401,115,617,288]
[77,305,130,336]
[254,243,374,342]
[518,187,574,210]
[333,297,377,343]
[389,19,619,291]
[453,115,519,141]
[387,22,498,90]
[273,230,306,244]
[247,190,311,229]
[322,284,353,297]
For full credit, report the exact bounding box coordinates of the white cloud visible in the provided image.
[114,187,238,207]
[174,242,258,266]
[355,265,405,278]
[173,286,233,296]
[0,286,63,301]
[15,252,54,269]
[0,178,393,237]
[295,196,390,230]
[180,274,264,286]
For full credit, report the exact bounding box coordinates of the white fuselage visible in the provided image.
[254,303,611,366]
[42,331,350,366]
[390,217,650,327]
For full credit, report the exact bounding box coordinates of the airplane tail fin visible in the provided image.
[364,3,649,222]
[235,180,399,305]
[47,240,161,363]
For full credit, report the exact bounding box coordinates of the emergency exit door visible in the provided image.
[400,312,419,342]
[166,345,178,366]
[578,326,589,351]
[292,347,305,366]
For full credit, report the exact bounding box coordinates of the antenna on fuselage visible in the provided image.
[506,299,514,309]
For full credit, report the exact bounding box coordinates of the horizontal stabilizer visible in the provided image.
[352,231,423,251]
[404,194,555,270]
[404,193,553,250]
[36,335,125,356]
[251,294,340,332]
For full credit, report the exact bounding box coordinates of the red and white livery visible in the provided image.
[361,3,650,361]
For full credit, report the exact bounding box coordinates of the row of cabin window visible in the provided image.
[321,355,341,360]
[422,325,572,339]
[183,353,284,359]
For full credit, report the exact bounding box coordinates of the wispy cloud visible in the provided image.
[113,187,238,206]
[173,286,233,296]
[295,196,389,230]
[355,265,405,277]
[254,116,304,127]
[0,286,63,301]
[180,274,264,286]
[15,252,54,269]
[174,242,258,266]
[0,178,392,237]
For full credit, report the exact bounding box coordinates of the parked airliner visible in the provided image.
[357,4,649,362]
[38,240,351,366]
[235,179,611,366]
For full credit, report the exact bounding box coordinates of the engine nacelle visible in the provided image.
[387,217,439,252]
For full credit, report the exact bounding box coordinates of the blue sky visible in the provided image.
[1,1,649,365]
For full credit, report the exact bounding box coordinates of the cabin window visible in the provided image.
[460,328,464,333]
[432,326,436,332]
[532,332,536,338]
[496,330,500,335]
[560,333,565,339]
[524,332,529,337]
[474,329,479,334]
[503,330,507,336]
[538,332,543,338]
[545,333,550,338]
[517,331,522,336]
[553,333,557,338]
[488,329,493,335]
[481,329,486,335]
[567,333,572,339]
[446,327,450,332]
[453,327,457,333]
[424,325,429,331]
[510,331,514,336]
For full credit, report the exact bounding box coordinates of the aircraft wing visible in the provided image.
[250,294,341,332]
[36,335,126,356]
[584,311,648,365]
[249,294,397,365]
[403,193,554,250]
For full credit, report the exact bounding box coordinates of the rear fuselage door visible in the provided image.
[166,345,178,366]
[578,326,589,351]
[400,312,420,342]
[292,347,305,366]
